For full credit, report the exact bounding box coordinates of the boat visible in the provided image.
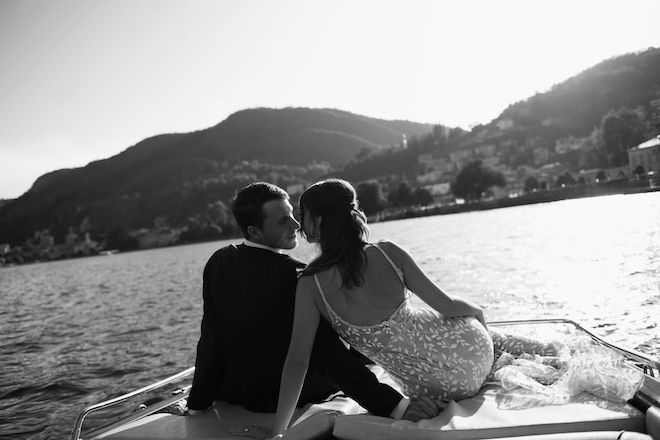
[98,249,120,256]
[70,319,660,440]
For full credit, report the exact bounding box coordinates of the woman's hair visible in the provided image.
[232,182,289,239]
[299,179,369,289]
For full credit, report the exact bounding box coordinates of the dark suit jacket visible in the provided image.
[187,243,402,416]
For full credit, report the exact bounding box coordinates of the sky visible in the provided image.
[1,0,658,200]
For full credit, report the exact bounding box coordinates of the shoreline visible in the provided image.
[378,179,660,222]
[3,181,658,268]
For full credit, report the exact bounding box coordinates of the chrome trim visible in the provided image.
[70,367,195,440]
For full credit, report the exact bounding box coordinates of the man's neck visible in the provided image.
[243,239,283,254]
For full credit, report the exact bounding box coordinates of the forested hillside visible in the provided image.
[339,47,660,183]
[0,108,431,246]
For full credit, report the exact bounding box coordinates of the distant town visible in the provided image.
[1,134,659,268]
[0,223,181,267]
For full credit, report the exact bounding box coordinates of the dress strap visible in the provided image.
[314,274,341,322]
[370,243,405,286]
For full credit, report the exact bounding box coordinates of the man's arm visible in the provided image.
[187,258,225,412]
[186,317,225,412]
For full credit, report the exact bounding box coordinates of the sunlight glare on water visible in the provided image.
[364,193,660,349]
[1,192,659,439]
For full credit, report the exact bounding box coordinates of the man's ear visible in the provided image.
[247,225,261,242]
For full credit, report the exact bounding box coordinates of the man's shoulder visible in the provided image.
[279,252,306,269]
[211,243,305,269]
[274,253,306,273]
[207,243,239,259]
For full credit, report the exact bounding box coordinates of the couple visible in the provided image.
[187,179,495,438]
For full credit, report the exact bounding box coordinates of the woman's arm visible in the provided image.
[271,279,321,436]
[382,240,487,329]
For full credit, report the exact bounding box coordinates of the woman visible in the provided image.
[270,179,496,437]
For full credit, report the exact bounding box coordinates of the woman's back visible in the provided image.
[308,241,408,327]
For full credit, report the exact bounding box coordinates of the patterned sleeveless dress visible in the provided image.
[314,244,494,401]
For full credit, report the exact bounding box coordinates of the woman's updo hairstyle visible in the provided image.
[299,179,369,289]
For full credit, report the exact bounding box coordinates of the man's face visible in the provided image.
[252,199,300,250]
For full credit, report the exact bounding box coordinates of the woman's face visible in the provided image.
[301,206,320,243]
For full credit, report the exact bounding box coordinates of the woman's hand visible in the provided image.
[474,307,488,331]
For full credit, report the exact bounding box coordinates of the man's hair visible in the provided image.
[232,182,289,239]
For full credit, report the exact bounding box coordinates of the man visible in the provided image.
[187,182,440,420]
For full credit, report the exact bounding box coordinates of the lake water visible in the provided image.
[1,192,659,439]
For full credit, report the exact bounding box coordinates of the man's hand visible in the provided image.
[401,397,446,422]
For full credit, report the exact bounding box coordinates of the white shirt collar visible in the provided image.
[242,239,284,254]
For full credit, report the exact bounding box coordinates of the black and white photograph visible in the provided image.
[1,1,659,439]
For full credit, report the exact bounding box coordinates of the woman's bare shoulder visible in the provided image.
[375,239,406,255]
[297,273,317,289]
[372,239,412,269]
[297,271,333,313]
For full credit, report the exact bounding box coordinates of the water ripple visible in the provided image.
[2,193,660,438]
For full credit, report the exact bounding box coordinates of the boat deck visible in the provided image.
[83,367,660,440]
[72,320,660,440]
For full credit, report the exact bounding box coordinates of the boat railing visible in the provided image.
[70,366,195,440]
[489,318,660,376]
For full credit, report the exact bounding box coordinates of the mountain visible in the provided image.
[2,47,659,249]
[0,108,432,246]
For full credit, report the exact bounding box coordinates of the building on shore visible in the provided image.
[628,135,660,178]
[136,228,177,249]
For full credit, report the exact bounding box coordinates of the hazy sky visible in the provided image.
[1,0,658,199]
